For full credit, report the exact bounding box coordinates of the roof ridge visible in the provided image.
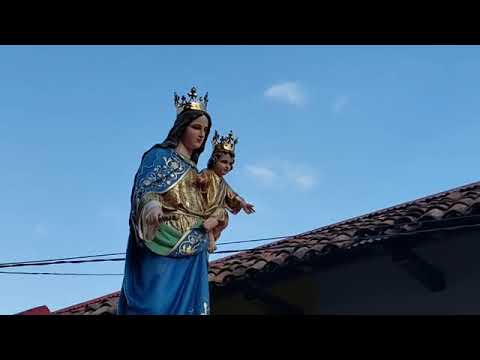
[298,180,480,237]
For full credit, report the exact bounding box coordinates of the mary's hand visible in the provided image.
[145,206,164,228]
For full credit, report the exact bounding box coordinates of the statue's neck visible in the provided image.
[175,143,192,159]
[173,147,197,168]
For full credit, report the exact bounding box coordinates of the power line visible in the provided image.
[1,220,480,273]
[0,252,126,267]
[217,235,293,246]
[0,271,123,276]
[3,214,479,269]
[215,222,480,253]
[0,236,299,268]
[4,218,480,268]
[0,258,125,269]
[218,214,480,245]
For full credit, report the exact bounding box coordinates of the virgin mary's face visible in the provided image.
[181,115,209,152]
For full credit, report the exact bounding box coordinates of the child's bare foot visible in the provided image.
[208,239,217,253]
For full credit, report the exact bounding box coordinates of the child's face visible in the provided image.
[213,153,234,177]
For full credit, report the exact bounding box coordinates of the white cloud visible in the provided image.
[283,163,317,191]
[293,174,316,190]
[264,82,306,107]
[245,165,276,184]
[333,95,349,114]
[246,161,318,191]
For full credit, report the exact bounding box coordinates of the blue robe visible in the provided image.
[117,146,210,315]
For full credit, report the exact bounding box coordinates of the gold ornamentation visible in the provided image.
[174,86,208,115]
[211,130,238,155]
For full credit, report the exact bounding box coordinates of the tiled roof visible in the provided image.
[208,180,480,288]
[40,180,480,315]
[53,292,119,315]
[16,305,51,315]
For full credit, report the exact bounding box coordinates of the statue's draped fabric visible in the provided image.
[118,146,210,315]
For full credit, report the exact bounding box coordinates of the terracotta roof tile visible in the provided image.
[250,260,267,271]
[16,306,51,315]
[232,266,247,277]
[419,208,445,221]
[458,198,477,207]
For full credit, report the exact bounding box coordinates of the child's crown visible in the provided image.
[211,130,238,154]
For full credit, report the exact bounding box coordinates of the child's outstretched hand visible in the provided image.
[242,202,255,214]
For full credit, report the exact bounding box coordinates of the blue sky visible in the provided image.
[1,45,480,314]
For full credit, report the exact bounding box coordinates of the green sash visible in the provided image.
[145,221,203,256]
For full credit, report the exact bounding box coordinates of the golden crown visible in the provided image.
[211,130,238,154]
[174,86,208,115]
